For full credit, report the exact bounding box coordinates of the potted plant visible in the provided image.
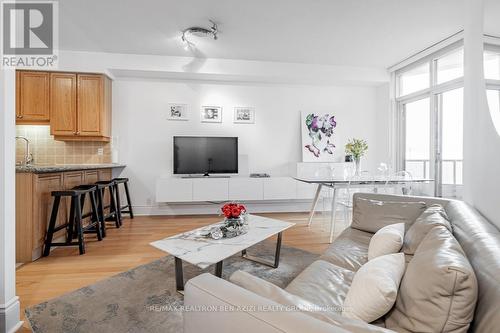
[345,138,368,176]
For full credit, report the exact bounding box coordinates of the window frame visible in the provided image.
[485,42,500,136]
[393,41,464,196]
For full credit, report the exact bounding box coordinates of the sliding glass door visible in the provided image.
[438,88,463,197]
[403,98,431,180]
[396,44,464,198]
[400,89,463,198]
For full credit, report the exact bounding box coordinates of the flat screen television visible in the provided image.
[173,136,238,175]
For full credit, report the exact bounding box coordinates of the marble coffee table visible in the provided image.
[150,214,295,292]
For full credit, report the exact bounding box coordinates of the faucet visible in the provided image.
[15,136,33,165]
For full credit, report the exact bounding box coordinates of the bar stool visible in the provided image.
[73,184,105,238]
[113,177,134,219]
[95,180,121,232]
[43,185,101,256]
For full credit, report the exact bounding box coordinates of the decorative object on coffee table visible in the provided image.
[202,202,249,239]
[345,138,368,176]
[150,215,294,292]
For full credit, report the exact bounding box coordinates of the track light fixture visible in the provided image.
[181,20,218,47]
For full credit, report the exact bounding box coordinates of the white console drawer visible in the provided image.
[229,178,264,201]
[192,178,229,201]
[296,181,318,199]
[263,177,297,200]
[156,178,193,202]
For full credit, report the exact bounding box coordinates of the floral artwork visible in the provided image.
[301,111,337,161]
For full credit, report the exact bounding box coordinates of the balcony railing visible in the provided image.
[405,159,463,185]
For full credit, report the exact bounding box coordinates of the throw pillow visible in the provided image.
[342,253,405,323]
[368,223,405,260]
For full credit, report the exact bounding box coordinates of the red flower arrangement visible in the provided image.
[221,202,246,219]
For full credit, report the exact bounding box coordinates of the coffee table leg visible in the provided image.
[242,232,283,268]
[215,261,223,277]
[175,257,184,292]
[274,232,282,268]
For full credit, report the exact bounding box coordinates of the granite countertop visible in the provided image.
[16,163,126,174]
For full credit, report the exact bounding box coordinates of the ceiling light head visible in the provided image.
[181,20,218,45]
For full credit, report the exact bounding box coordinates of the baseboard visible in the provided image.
[0,296,22,333]
[132,199,334,216]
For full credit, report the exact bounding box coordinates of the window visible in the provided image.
[437,48,464,84]
[485,46,500,136]
[394,44,464,198]
[486,89,500,135]
[484,50,500,80]
[398,63,430,96]
[440,88,463,185]
[404,98,430,179]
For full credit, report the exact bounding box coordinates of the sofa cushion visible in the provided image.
[368,223,405,260]
[320,227,371,271]
[343,253,405,323]
[285,260,354,311]
[385,226,478,333]
[352,198,426,233]
[403,204,452,255]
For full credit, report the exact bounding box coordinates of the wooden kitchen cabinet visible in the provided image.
[50,72,77,136]
[16,70,50,124]
[16,70,112,141]
[52,73,112,141]
[16,168,114,263]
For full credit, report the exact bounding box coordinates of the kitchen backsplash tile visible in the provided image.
[16,125,111,165]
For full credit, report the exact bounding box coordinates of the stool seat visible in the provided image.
[112,178,129,183]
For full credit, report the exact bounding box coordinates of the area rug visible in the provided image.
[25,242,319,333]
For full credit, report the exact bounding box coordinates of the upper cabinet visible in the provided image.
[16,71,50,124]
[16,70,112,142]
[76,74,112,139]
[50,72,77,136]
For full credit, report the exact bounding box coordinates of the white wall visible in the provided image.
[0,70,21,332]
[463,0,500,228]
[112,79,389,214]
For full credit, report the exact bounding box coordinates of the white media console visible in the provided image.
[156,176,318,202]
[155,162,353,203]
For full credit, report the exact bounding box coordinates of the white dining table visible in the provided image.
[294,176,434,243]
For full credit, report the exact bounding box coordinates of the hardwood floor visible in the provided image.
[16,212,347,332]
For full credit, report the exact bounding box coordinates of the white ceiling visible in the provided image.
[59,0,464,68]
[485,0,500,37]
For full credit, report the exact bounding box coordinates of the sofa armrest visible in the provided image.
[229,270,395,333]
[183,273,349,333]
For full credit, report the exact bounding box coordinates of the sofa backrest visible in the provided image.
[353,193,500,333]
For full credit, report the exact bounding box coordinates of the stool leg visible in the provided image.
[75,197,85,255]
[114,183,123,226]
[43,196,61,257]
[109,185,121,228]
[124,181,134,219]
[66,196,77,244]
[89,192,102,241]
[96,188,106,238]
